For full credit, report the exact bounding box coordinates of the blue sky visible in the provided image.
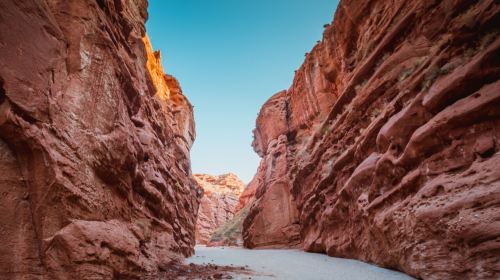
[146,0,339,183]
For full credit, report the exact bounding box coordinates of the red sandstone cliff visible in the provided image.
[237,182,257,212]
[243,0,500,279]
[0,0,200,279]
[194,173,245,244]
[207,177,256,247]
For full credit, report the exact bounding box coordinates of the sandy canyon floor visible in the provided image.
[187,246,415,280]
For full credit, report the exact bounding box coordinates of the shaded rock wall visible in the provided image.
[194,173,245,244]
[0,0,200,279]
[243,0,500,279]
[236,176,257,212]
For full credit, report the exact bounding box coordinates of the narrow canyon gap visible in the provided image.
[194,173,246,245]
[0,0,499,280]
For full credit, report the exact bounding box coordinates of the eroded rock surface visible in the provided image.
[0,0,199,279]
[208,203,252,247]
[236,176,257,212]
[204,173,260,247]
[194,173,245,244]
[205,175,256,247]
[243,1,500,279]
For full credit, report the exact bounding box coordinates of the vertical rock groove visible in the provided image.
[0,78,5,104]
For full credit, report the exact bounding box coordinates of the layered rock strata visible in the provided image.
[205,176,260,247]
[0,0,199,279]
[194,173,245,244]
[204,175,256,247]
[243,1,500,279]
[208,203,251,247]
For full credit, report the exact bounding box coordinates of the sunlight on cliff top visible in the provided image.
[143,35,171,100]
[143,35,191,109]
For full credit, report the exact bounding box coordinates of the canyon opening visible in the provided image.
[0,0,499,279]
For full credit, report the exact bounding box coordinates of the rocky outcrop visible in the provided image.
[236,177,257,212]
[243,91,303,248]
[0,0,200,279]
[194,173,245,244]
[243,0,500,279]
[208,204,251,247]
[204,174,256,247]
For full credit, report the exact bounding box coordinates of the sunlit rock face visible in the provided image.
[0,0,200,279]
[194,173,246,244]
[243,0,500,279]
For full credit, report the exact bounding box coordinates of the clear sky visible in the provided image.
[146,0,339,183]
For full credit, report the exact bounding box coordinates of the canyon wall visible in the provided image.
[0,0,200,279]
[194,173,245,244]
[243,0,500,279]
[207,177,257,247]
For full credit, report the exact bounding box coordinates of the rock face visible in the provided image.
[236,174,258,212]
[203,174,256,247]
[0,0,200,279]
[208,204,251,247]
[194,173,245,244]
[208,177,256,246]
[243,0,500,279]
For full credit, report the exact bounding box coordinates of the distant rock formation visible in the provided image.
[194,173,246,244]
[0,0,199,278]
[208,204,251,247]
[243,0,500,279]
[201,174,257,247]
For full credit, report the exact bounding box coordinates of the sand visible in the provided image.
[187,246,415,280]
